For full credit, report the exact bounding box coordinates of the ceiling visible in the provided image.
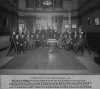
[0,0,98,14]
[0,0,89,9]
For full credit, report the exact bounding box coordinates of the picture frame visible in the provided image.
[88,17,92,25]
[95,17,100,25]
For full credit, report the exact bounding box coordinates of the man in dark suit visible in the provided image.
[7,31,17,56]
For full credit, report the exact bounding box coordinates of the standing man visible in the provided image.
[7,31,17,56]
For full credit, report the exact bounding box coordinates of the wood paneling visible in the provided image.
[79,0,100,17]
[54,0,62,8]
[25,0,35,8]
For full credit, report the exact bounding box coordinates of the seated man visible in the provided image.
[35,33,41,48]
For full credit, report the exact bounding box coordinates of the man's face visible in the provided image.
[13,32,15,35]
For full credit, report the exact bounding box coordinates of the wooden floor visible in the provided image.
[1,48,87,69]
[0,47,100,74]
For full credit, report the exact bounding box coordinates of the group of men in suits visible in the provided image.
[7,28,61,55]
[7,30,25,56]
[7,27,86,56]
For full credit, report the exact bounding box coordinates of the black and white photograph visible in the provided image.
[0,0,100,76]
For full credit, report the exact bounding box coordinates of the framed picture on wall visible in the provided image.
[95,17,100,25]
[88,17,92,25]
